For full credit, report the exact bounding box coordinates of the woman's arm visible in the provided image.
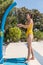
[17,23,30,29]
[17,19,33,29]
[22,24,30,29]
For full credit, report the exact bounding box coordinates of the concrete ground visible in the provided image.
[2,41,43,65]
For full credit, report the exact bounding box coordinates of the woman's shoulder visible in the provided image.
[30,19,33,24]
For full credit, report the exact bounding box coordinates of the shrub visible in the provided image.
[21,31,26,42]
[9,26,21,42]
[34,30,43,40]
[4,29,10,42]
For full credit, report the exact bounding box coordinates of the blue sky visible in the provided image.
[14,0,43,13]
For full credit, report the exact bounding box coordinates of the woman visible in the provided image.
[17,12,34,61]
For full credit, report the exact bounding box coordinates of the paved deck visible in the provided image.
[2,41,43,65]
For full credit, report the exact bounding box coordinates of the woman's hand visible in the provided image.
[17,24,23,27]
[17,24,27,29]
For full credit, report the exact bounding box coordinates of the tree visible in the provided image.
[0,0,14,28]
[1,1,43,42]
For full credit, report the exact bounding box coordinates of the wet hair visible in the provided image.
[25,12,32,19]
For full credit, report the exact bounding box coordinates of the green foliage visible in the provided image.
[4,29,10,42]
[5,16,17,30]
[0,0,14,25]
[0,31,3,37]
[21,31,26,42]
[34,30,43,40]
[9,27,21,42]
[0,0,43,42]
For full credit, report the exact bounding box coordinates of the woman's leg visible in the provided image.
[31,35,34,60]
[27,34,34,61]
[31,46,34,60]
[27,35,32,61]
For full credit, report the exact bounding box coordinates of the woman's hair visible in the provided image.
[25,12,32,18]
